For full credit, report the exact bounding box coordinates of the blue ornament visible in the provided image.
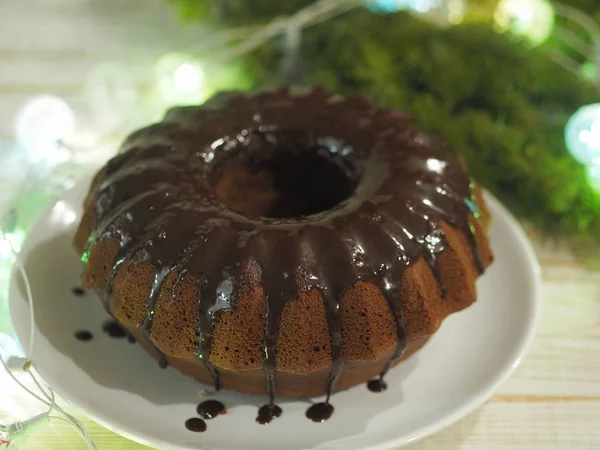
[565,103,600,167]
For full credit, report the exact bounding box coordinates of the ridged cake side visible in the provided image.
[74,87,493,398]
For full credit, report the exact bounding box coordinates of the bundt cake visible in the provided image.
[74,86,493,421]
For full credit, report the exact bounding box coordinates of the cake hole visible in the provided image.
[210,129,361,218]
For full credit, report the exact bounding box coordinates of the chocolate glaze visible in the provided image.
[256,404,282,424]
[306,402,334,422]
[184,417,207,432]
[102,319,127,338]
[72,286,85,296]
[367,378,387,393]
[158,355,169,369]
[197,400,227,419]
[82,87,485,410]
[75,330,93,341]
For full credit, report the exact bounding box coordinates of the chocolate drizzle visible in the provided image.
[306,402,334,422]
[184,417,207,432]
[142,267,171,335]
[72,286,86,296]
[158,355,169,369]
[102,319,127,338]
[367,378,387,393]
[197,400,227,419]
[81,87,487,413]
[256,404,282,425]
[75,330,93,341]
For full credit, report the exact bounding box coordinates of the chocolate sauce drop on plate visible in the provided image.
[197,400,226,419]
[72,286,85,296]
[184,417,207,433]
[367,378,387,393]
[256,404,282,424]
[102,320,127,338]
[158,355,168,369]
[127,334,136,344]
[74,330,93,341]
[305,402,334,423]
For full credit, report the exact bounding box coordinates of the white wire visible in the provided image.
[0,230,98,450]
[554,2,600,44]
[212,0,360,63]
[554,25,594,58]
[554,1,600,85]
[0,349,49,406]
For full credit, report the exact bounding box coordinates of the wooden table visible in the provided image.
[1,1,599,448]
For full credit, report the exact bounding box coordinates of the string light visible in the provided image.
[84,62,139,134]
[365,0,436,14]
[587,165,600,193]
[494,0,555,46]
[565,103,600,167]
[581,61,597,82]
[365,0,464,24]
[365,0,403,13]
[0,332,21,361]
[14,96,76,166]
[0,219,98,450]
[155,53,208,105]
[446,0,466,25]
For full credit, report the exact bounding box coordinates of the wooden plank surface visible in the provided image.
[0,1,599,449]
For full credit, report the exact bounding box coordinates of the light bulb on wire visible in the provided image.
[0,332,22,361]
[587,165,600,193]
[565,103,600,167]
[14,95,76,167]
[84,62,139,134]
[365,0,407,13]
[365,0,441,14]
[581,61,598,82]
[0,229,24,262]
[494,0,555,46]
[155,53,208,106]
[365,0,465,24]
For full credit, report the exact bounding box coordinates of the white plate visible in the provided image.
[10,174,541,450]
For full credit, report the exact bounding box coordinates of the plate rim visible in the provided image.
[9,175,542,450]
